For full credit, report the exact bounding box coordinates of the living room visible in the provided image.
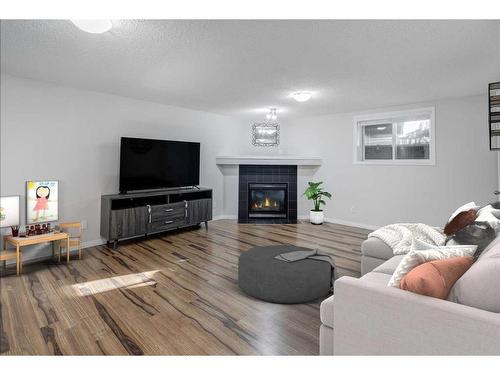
[1,1,500,372]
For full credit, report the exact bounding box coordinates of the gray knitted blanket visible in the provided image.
[275,249,336,284]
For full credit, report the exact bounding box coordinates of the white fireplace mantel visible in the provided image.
[216,155,322,166]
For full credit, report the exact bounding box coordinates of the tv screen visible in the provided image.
[119,137,200,192]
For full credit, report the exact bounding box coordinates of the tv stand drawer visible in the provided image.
[149,218,183,233]
[150,202,186,221]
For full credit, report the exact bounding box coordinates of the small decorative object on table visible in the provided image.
[11,226,19,237]
[303,181,332,225]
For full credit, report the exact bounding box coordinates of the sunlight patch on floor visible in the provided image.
[71,271,159,296]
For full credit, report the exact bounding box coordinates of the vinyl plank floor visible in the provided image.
[0,220,368,355]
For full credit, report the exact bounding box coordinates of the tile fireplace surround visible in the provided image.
[238,165,297,224]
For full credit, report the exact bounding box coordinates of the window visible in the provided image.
[353,107,435,165]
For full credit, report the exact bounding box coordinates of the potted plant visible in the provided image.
[303,181,332,225]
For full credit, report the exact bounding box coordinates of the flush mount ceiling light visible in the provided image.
[291,91,313,102]
[266,108,278,122]
[70,20,113,34]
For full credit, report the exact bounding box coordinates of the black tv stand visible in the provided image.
[100,187,212,249]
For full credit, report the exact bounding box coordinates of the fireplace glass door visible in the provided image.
[248,183,287,219]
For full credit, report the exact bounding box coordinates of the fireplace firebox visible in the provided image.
[248,183,287,219]
[238,165,297,224]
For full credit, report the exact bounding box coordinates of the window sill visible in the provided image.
[353,159,436,166]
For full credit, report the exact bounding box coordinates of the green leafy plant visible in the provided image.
[303,181,332,211]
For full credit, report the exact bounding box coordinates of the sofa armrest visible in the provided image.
[333,276,500,355]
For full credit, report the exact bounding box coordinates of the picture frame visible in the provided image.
[489,82,500,150]
[0,195,20,228]
[26,180,59,224]
[252,122,280,147]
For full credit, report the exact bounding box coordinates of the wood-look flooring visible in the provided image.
[0,220,369,355]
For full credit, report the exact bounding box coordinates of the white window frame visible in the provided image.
[353,107,436,166]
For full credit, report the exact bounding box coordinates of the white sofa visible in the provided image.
[319,232,500,355]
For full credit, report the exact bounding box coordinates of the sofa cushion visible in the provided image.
[448,242,500,312]
[360,271,392,285]
[372,255,404,275]
[321,271,393,328]
[479,232,500,258]
[320,295,335,328]
[322,272,392,328]
[361,255,387,276]
[400,256,474,299]
[361,237,393,260]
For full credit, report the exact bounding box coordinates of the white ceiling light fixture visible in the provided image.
[266,108,278,122]
[291,91,313,102]
[70,20,113,34]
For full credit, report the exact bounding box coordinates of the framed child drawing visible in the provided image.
[26,180,59,224]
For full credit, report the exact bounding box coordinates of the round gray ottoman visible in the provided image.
[238,245,333,304]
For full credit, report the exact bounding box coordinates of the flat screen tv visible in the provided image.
[119,137,200,193]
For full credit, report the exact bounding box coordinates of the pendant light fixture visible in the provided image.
[266,108,278,122]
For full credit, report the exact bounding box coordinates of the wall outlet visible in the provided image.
[81,219,88,230]
[350,205,357,214]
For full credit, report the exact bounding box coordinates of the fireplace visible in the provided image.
[248,183,287,219]
[238,165,297,223]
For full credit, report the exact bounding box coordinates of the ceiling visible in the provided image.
[1,20,500,121]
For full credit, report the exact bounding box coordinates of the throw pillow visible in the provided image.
[447,201,479,223]
[443,209,477,236]
[452,221,497,259]
[400,256,474,299]
[476,204,500,231]
[388,240,477,287]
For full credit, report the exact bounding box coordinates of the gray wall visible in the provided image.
[287,95,499,227]
[0,75,244,260]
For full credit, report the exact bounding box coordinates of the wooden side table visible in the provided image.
[2,231,70,276]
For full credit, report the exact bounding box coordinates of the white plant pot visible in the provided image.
[310,210,324,225]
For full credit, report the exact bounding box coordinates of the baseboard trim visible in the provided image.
[214,215,378,231]
[81,238,107,249]
[298,215,378,231]
[213,215,238,220]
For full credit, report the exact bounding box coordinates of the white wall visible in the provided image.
[287,95,499,227]
[2,75,498,263]
[0,75,244,260]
